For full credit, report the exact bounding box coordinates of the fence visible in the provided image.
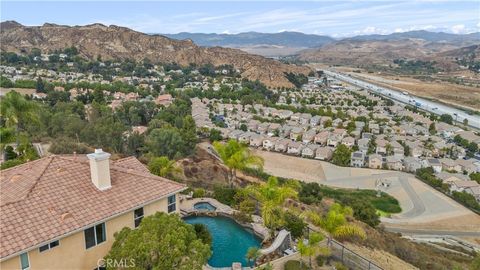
[327,238,383,270]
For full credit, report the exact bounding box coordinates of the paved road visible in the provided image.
[397,174,426,219]
[324,70,480,129]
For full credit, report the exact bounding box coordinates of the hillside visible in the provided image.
[0,21,310,88]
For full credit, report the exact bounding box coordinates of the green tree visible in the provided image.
[148,156,180,178]
[193,223,212,246]
[332,144,352,166]
[208,128,222,142]
[429,122,436,135]
[4,145,17,160]
[35,77,45,93]
[0,91,39,144]
[147,128,185,159]
[104,212,211,270]
[213,140,264,186]
[245,247,261,267]
[440,114,453,124]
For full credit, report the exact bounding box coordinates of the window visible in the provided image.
[39,240,59,252]
[20,253,29,270]
[84,223,106,249]
[134,207,144,228]
[167,194,176,213]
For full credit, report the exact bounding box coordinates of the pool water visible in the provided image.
[194,202,217,211]
[184,216,261,267]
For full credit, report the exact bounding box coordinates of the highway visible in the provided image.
[323,70,480,129]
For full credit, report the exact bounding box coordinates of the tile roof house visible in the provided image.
[465,186,480,202]
[274,139,290,152]
[385,156,403,171]
[315,147,334,161]
[0,150,185,269]
[262,137,279,151]
[403,157,423,173]
[368,154,383,169]
[287,141,304,155]
[302,144,320,158]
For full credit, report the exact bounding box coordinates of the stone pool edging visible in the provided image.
[180,196,269,240]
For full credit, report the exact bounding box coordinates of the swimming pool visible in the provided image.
[184,215,262,268]
[193,202,217,211]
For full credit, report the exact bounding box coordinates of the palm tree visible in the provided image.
[298,232,324,269]
[245,247,261,267]
[0,91,38,146]
[305,203,366,242]
[148,156,181,178]
[213,140,264,186]
[246,176,297,232]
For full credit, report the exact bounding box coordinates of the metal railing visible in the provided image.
[327,238,383,270]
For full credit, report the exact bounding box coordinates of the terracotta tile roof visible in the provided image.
[0,155,185,259]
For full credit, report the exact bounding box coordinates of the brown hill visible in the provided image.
[298,38,478,71]
[0,21,310,88]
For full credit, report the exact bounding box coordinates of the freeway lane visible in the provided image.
[323,70,480,129]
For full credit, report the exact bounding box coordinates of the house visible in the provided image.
[302,144,320,158]
[389,141,405,158]
[263,137,279,151]
[299,113,312,125]
[368,154,383,169]
[267,123,281,137]
[385,156,403,171]
[249,134,264,147]
[155,94,173,106]
[315,147,334,161]
[376,139,388,155]
[358,138,370,154]
[449,181,480,193]
[247,120,260,131]
[228,129,244,140]
[341,137,355,148]
[257,122,270,134]
[287,141,304,155]
[290,127,304,141]
[440,158,462,172]
[238,131,254,144]
[369,123,380,134]
[0,150,185,270]
[302,129,317,143]
[327,133,343,147]
[403,157,422,173]
[274,139,290,152]
[435,172,469,184]
[310,115,321,126]
[314,131,329,146]
[350,151,366,168]
[455,159,478,174]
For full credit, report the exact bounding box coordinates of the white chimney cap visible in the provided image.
[87,148,111,161]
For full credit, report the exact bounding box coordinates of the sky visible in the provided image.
[1,1,479,37]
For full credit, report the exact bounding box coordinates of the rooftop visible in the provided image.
[0,155,185,259]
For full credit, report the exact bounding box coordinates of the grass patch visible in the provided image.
[317,186,402,214]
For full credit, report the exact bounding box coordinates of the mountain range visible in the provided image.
[0,21,310,88]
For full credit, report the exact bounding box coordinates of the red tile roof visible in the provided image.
[0,155,185,259]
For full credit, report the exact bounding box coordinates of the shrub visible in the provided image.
[192,188,206,198]
[0,159,25,170]
[49,138,92,154]
[284,260,308,270]
[283,211,307,239]
[334,262,348,270]
[213,186,237,206]
[316,255,326,267]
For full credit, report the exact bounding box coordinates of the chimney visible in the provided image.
[87,149,111,190]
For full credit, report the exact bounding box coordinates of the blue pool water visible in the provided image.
[184,215,261,268]
[194,202,217,211]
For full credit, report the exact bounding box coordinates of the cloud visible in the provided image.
[354,26,389,35]
[451,24,466,34]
